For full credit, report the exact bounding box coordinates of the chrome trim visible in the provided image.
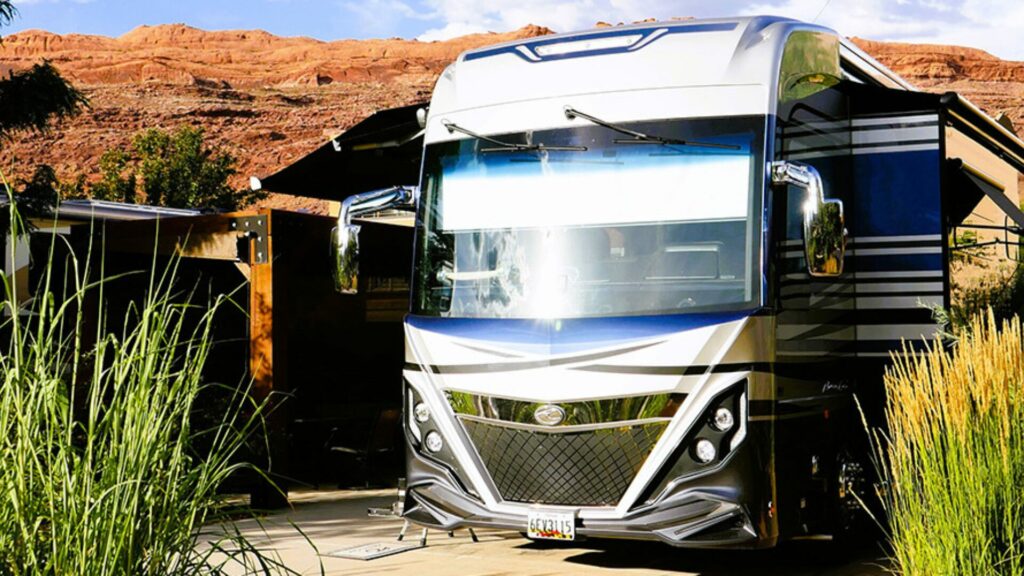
[456,413,673,433]
[446,390,685,426]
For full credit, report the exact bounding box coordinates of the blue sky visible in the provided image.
[4,0,1023,60]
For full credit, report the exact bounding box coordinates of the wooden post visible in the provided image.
[248,210,289,508]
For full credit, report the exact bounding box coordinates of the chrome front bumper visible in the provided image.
[403,436,770,548]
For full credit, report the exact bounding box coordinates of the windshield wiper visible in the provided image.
[563,106,740,150]
[442,119,587,153]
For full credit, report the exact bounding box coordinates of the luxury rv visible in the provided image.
[331,16,1024,547]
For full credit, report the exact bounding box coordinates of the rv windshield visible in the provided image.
[412,115,765,319]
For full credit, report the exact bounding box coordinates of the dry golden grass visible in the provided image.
[880,310,1024,575]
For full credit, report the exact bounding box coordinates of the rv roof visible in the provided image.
[458,16,914,93]
[429,16,919,132]
[459,16,768,61]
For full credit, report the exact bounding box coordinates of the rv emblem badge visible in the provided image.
[533,404,566,426]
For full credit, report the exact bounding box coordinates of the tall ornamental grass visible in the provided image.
[0,192,299,574]
[879,310,1024,575]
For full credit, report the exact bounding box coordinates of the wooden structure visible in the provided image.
[72,209,412,504]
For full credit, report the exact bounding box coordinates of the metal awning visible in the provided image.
[940,92,1024,178]
[0,196,201,221]
[253,103,427,201]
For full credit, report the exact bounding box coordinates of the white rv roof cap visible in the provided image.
[429,15,913,135]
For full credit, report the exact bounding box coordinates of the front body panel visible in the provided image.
[403,312,775,546]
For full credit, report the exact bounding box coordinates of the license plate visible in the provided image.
[527,511,575,541]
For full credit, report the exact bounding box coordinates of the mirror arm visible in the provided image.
[339,185,416,227]
[770,161,823,205]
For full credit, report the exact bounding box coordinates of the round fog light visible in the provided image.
[694,438,717,464]
[424,431,444,453]
[414,402,430,423]
[712,407,735,432]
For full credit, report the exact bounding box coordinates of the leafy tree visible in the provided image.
[91,148,137,203]
[0,62,87,141]
[0,3,87,142]
[0,164,59,236]
[91,126,264,211]
[126,126,263,211]
[59,173,88,200]
[0,1,13,25]
[0,0,87,230]
[14,164,59,216]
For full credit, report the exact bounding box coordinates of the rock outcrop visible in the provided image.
[852,37,1024,133]
[0,24,1019,213]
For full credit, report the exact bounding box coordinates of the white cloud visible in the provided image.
[408,0,1024,60]
[745,0,1024,59]
[745,0,943,39]
[919,0,1024,59]
[418,20,488,41]
[415,0,645,41]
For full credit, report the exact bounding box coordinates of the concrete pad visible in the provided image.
[214,489,890,576]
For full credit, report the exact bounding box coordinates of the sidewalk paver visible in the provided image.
[216,489,888,576]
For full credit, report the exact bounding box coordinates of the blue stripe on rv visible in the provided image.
[852,254,943,272]
[852,151,942,237]
[463,22,738,63]
[406,310,752,355]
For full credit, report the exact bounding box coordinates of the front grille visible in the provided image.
[461,419,668,506]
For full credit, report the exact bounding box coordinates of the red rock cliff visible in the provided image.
[0,25,1019,213]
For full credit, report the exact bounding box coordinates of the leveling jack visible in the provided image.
[367,478,479,547]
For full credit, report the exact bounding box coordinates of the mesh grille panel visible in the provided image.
[461,419,667,506]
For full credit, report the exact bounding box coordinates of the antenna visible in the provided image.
[812,0,834,23]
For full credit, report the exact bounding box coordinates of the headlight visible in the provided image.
[424,431,444,453]
[414,402,430,423]
[694,438,717,464]
[712,407,734,432]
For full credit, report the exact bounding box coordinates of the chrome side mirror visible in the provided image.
[771,161,846,277]
[331,224,361,294]
[331,186,415,294]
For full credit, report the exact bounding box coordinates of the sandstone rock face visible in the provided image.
[0,24,1019,214]
[1,23,555,87]
[852,37,1024,134]
[0,24,554,212]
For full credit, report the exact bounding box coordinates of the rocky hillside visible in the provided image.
[852,37,1024,131]
[0,24,554,212]
[0,24,1019,213]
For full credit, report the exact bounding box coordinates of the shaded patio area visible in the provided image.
[212,489,890,576]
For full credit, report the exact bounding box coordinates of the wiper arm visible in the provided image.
[442,119,587,153]
[563,106,740,150]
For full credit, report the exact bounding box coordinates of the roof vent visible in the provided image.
[533,34,643,57]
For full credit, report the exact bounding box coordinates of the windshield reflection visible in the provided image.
[413,115,765,319]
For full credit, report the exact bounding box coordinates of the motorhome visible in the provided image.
[332,16,1024,547]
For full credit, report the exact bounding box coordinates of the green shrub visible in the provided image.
[877,310,1024,575]
[93,126,266,211]
[90,149,137,204]
[0,183,299,574]
[948,264,1024,332]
